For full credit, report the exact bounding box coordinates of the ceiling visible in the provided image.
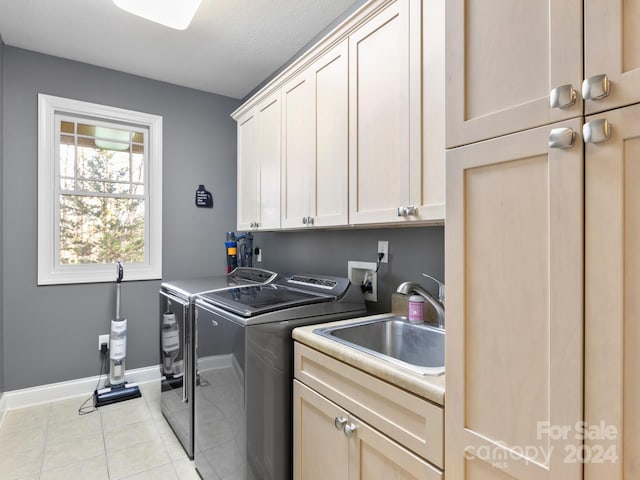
[0,0,359,99]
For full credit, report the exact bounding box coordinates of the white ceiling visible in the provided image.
[0,0,359,99]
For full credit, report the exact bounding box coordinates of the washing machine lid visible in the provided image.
[197,283,333,317]
[160,267,276,299]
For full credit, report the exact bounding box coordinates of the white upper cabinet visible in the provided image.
[446,0,583,148]
[236,109,259,231]
[281,41,349,229]
[348,0,419,224]
[584,1,640,114]
[234,0,445,229]
[236,92,281,231]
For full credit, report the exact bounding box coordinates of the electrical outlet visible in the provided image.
[255,247,262,263]
[378,240,389,263]
[98,334,109,350]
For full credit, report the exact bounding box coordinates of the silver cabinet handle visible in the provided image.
[548,127,576,149]
[397,206,417,217]
[582,74,610,101]
[583,119,612,144]
[302,217,308,225]
[307,216,314,225]
[334,416,347,431]
[550,84,577,109]
[344,423,357,438]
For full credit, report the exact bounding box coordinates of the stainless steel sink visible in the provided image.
[314,316,444,376]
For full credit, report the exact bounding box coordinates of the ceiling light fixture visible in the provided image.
[113,0,202,30]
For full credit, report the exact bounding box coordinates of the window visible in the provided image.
[38,94,162,285]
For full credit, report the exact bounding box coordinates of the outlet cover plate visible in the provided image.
[98,334,109,350]
[377,241,389,263]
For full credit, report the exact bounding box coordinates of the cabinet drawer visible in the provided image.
[294,343,443,468]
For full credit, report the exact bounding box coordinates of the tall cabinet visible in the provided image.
[585,104,640,480]
[446,119,584,480]
[446,1,640,479]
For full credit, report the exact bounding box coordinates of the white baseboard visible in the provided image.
[0,392,6,427]
[2,364,161,411]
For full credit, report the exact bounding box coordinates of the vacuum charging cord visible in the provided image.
[78,345,109,415]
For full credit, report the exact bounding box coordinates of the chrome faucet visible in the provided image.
[396,274,445,329]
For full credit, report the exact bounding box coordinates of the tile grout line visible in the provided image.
[154,412,183,479]
[39,401,53,479]
[146,389,185,479]
[99,405,112,480]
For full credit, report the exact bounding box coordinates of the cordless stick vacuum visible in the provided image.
[94,262,142,407]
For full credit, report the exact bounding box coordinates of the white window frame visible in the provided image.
[38,94,163,285]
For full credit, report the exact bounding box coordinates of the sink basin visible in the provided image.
[314,316,444,376]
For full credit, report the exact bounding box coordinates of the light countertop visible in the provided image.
[293,313,445,406]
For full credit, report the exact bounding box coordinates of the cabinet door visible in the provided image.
[293,380,349,480]
[256,92,281,230]
[237,108,260,231]
[348,414,442,480]
[446,0,582,148]
[349,0,419,224]
[313,40,349,227]
[414,0,445,223]
[585,105,640,479]
[281,71,314,229]
[281,41,349,229]
[445,118,584,480]
[585,2,640,115]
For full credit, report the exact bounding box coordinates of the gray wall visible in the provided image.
[2,47,240,390]
[0,37,5,396]
[253,226,444,314]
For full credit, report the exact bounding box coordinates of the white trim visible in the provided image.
[2,364,160,410]
[38,94,163,285]
[0,393,6,427]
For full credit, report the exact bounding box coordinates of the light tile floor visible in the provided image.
[0,383,200,480]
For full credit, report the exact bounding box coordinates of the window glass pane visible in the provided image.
[77,146,106,181]
[132,143,144,155]
[60,134,75,145]
[59,142,75,178]
[132,131,144,143]
[131,184,145,196]
[60,121,75,134]
[76,124,95,137]
[60,178,75,190]
[76,136,95,149]
[107,150,131,183]
[131,153,144,183]
[59,195,145,264]
[78,124,130,142]
[94,139,130,152]
[76,179,105,193]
